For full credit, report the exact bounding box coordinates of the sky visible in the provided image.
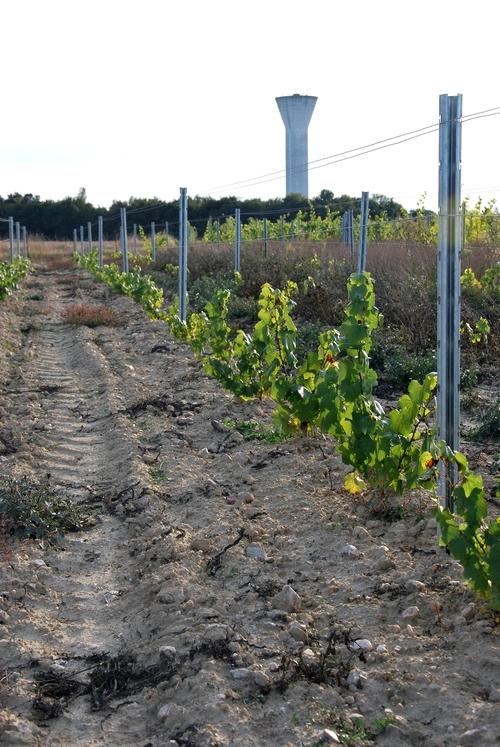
[1,0,500,212]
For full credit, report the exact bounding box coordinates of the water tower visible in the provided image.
[276,94,317,197]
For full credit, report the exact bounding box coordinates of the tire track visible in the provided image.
[1,271,163,746]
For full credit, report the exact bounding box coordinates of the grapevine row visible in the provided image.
[74,251,500,610]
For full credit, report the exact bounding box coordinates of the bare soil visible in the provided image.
[0,269,499,747]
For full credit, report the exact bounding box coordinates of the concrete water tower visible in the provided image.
[276,93,317,197]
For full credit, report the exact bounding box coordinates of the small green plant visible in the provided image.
[0,475,95,543]
[149,463,171,483]
[468,398,500,440]
[222,419,284,443]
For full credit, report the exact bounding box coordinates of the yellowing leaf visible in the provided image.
[344,472,367,494]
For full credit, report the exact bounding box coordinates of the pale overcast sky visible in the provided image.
[1,0,499,210]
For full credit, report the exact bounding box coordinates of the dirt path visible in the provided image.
[0,269,499,746]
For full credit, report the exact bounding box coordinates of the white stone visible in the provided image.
[401,605,419,620]
[271,585,301,612]
[159,646,177,662]
[340,544,360,557]
[350,639,373,652]
[322,728,340,743]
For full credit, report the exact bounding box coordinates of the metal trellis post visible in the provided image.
[80,225,84,255]
[358,192,369,273]
[121,208,129,273]
[215,219,220,247]
[151,222,156,262]
[22,226,27,257]
[349,209,354,255]
[437,93,463,513]
[133,223,137,255]
[98,215,104,269]
[165,221,169,248]
[73,228,77,255]
[15,222,21,258]
[234,208,241,273]
[87,221,93,254]
[8,217,14,263]
[178,188,188,322]
[263,218,268,258]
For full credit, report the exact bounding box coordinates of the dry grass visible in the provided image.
[62,304,124,328]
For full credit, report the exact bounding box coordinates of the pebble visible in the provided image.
[301,648,318,666]
[271,584,301,612]
[376,644,388,654]
[190,537,211,552]
[158,703,184,723]
[246,544,267,561]
[387,624,401,633]
[226,496,237,505]
[340,544,361,557]
[352,526,370,539]
[375,557,396,571]
[350,639,373,652]
[321,729,340,744]
[32,559,47,567]
[458,728,487,746]
[401,605,419,620]
[230,668,251,680]
[176,415,193,426]
[159,646,177,662]
[405,579,425,592]
[253,671,270,688]
[203,624,230,643]
[460,602,476,620]
[406,624,416,637]
[0,610,10,624]
[288,621,308,643]
[157,586,186,605]
[346,670,367,689]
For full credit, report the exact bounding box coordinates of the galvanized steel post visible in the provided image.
[358,192,369,273]
[80,225,84,254]
[349,209,354,255]
[73,228,77,255]
[87,222,93,254]
[15,222,21,258]
[437,93,462,513]
[22,226,27,257]
[121,208,129,273]
[178,188,188,322]
[280,215,285,244]
[8,217,14,263]
[98,215,104,269]
[234,208,241,273]
[165,222,169,247]
[133,223,137,255]
[151,222,156,262]
[263,218,268,258]
[215,219,220,246]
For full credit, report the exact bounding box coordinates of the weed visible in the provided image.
[469,398,500,440]
[0,475,95,543]
[150,463,171,483]
[223,418,284,444]
[62,304,124,328]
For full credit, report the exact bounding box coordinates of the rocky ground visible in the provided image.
[0,268,499,747]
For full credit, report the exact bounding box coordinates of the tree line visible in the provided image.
[0,188,405,240]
